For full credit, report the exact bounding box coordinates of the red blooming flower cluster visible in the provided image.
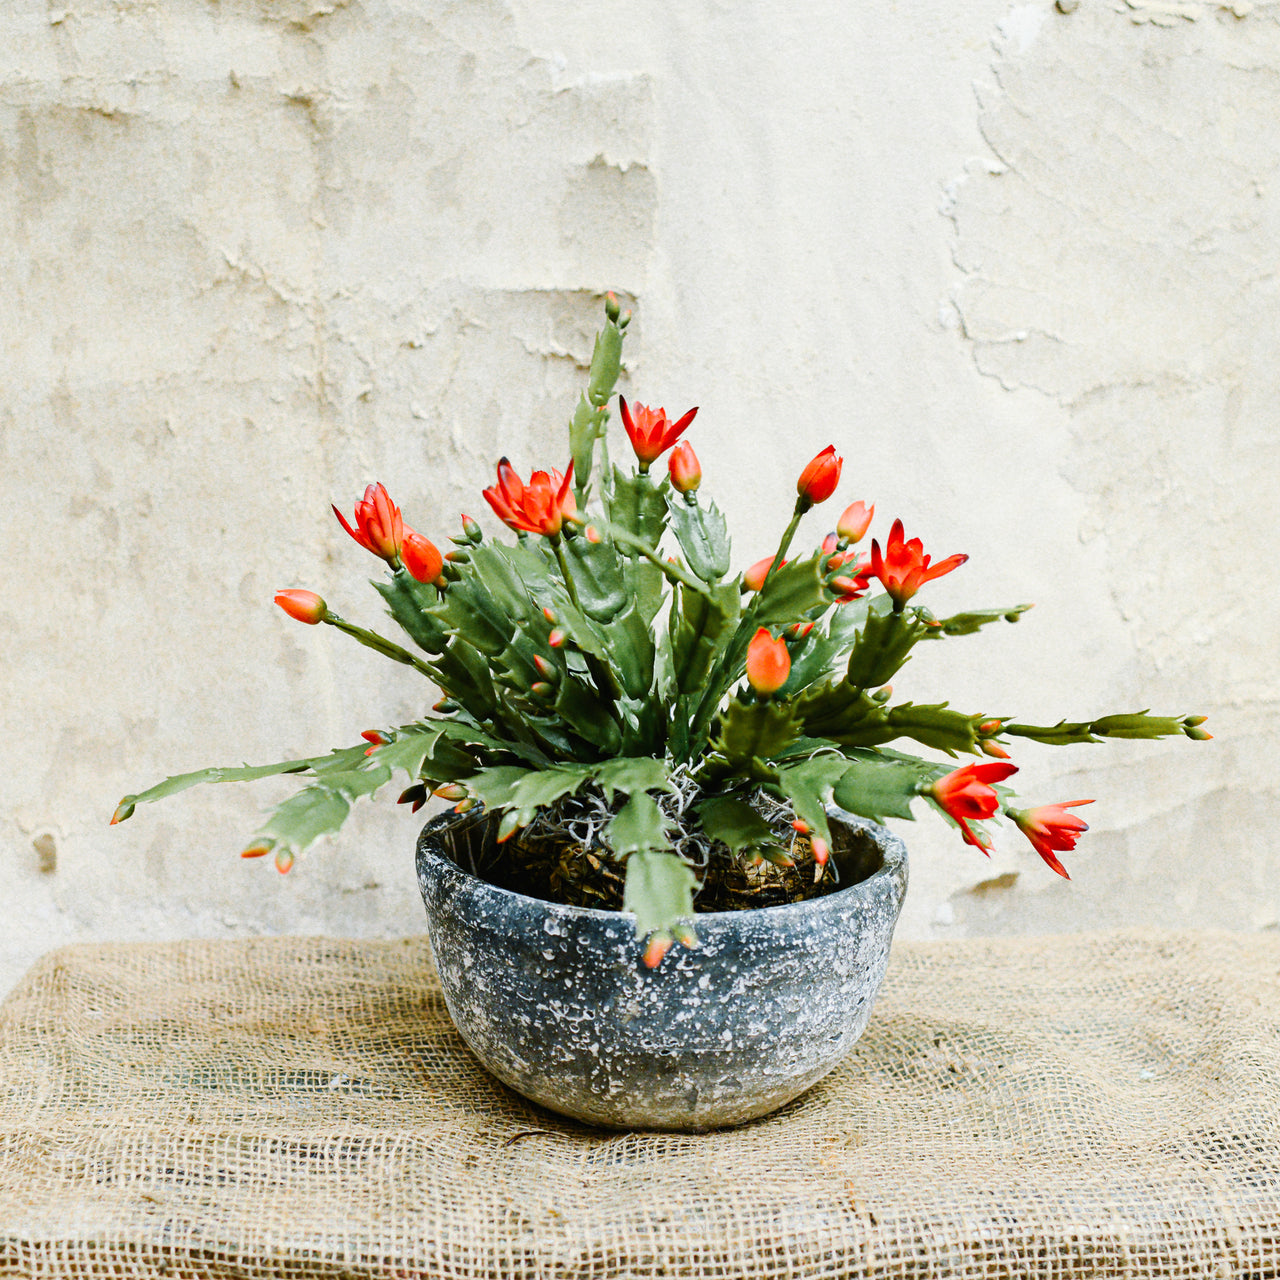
[870,519,968,609]
[483,458,577,537]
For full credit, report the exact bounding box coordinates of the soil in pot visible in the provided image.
[456,779,886,916]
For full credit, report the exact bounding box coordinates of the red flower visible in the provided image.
[746,627,791,696]
[483,458,577,537]
[401,531,443,584]
[836,500,874,544]
[743,555,786,591]
[668,441,702,493]
[274,589,327,625]
[333,482,406,563]
[619,397,698,468]
[796,446,842,507]
[870,518,968,608]
[927,761,1018,852]
[1010,800,1094,879]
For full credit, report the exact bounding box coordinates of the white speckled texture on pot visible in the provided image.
[417,809,908,1131]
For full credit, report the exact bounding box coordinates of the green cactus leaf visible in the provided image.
[667,495,731,582]
[712,698,801,766]
[749,554,829,625]
[561,533,629,622]
[694,795,786,860]
[917,602,1034,638]
[374,571,449,654]
[608,468,668,547]
[593,756,673,801]
[831,759,925,822]
[770,755,851,845]
[587,321,625,408]
[112,745,369,820]
[606,600,657,700]
[552,679,623,753]
[608,791,673,858]
[467,544,547,619]
[882,702,986,757]
[671,580,740,695]
[467,763,598,830]
[622,848,696,939]
[1003,710,1203,745]
[795,680,883,741]
[431,575,513,656]
[844,603,930,690]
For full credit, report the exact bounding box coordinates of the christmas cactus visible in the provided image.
[113,295,1209,964]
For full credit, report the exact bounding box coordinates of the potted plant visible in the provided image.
[113,295,1209,1130]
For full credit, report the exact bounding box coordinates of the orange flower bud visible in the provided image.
[274,589,326,625]
[796,445,842,507]
[548,628,566,648]
[746,627,791,697]
[240,842,272,859]
[743,555,786,591]
[642,931,674,969]
[274,847,295,874]
[667,441,702,493]
[836,501,874,544]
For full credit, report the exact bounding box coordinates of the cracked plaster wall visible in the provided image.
[2,0,1276,995]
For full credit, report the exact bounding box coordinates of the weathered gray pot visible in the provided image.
[416,807,907,1131]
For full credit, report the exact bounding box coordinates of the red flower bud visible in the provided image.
[788,620,814,640]
[402,532,444,584]
[274,847,295,874]
[533,654,556,680]
[822,532,839,556]
[668,441,702,493]
[796,445,842,507]
[836,501,874,544]
[333,482,406,564]
[548,628,566,648]
[642,931,674,969]
[746,627,791,697]
[460,513,483,544]
[240,842,272,859]
[433,783,468,801]
[811,835,830,866]
[398,784,428,813]
[743,555,786,592]
[584,525,602,544]
[274,589,327,625]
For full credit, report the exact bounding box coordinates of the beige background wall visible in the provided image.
[3,0,1276,996]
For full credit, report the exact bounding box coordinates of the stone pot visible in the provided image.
[416,806,908,1130]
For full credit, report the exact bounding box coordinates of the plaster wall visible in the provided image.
[2,0,1275,996]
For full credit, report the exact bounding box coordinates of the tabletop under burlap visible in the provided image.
[1,933,1279,1280]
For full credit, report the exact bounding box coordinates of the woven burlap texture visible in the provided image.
[1,932,1278,1280]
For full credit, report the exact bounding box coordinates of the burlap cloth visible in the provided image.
[1,932,1278,1279]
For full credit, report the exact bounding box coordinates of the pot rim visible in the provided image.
[417,805,907,927]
